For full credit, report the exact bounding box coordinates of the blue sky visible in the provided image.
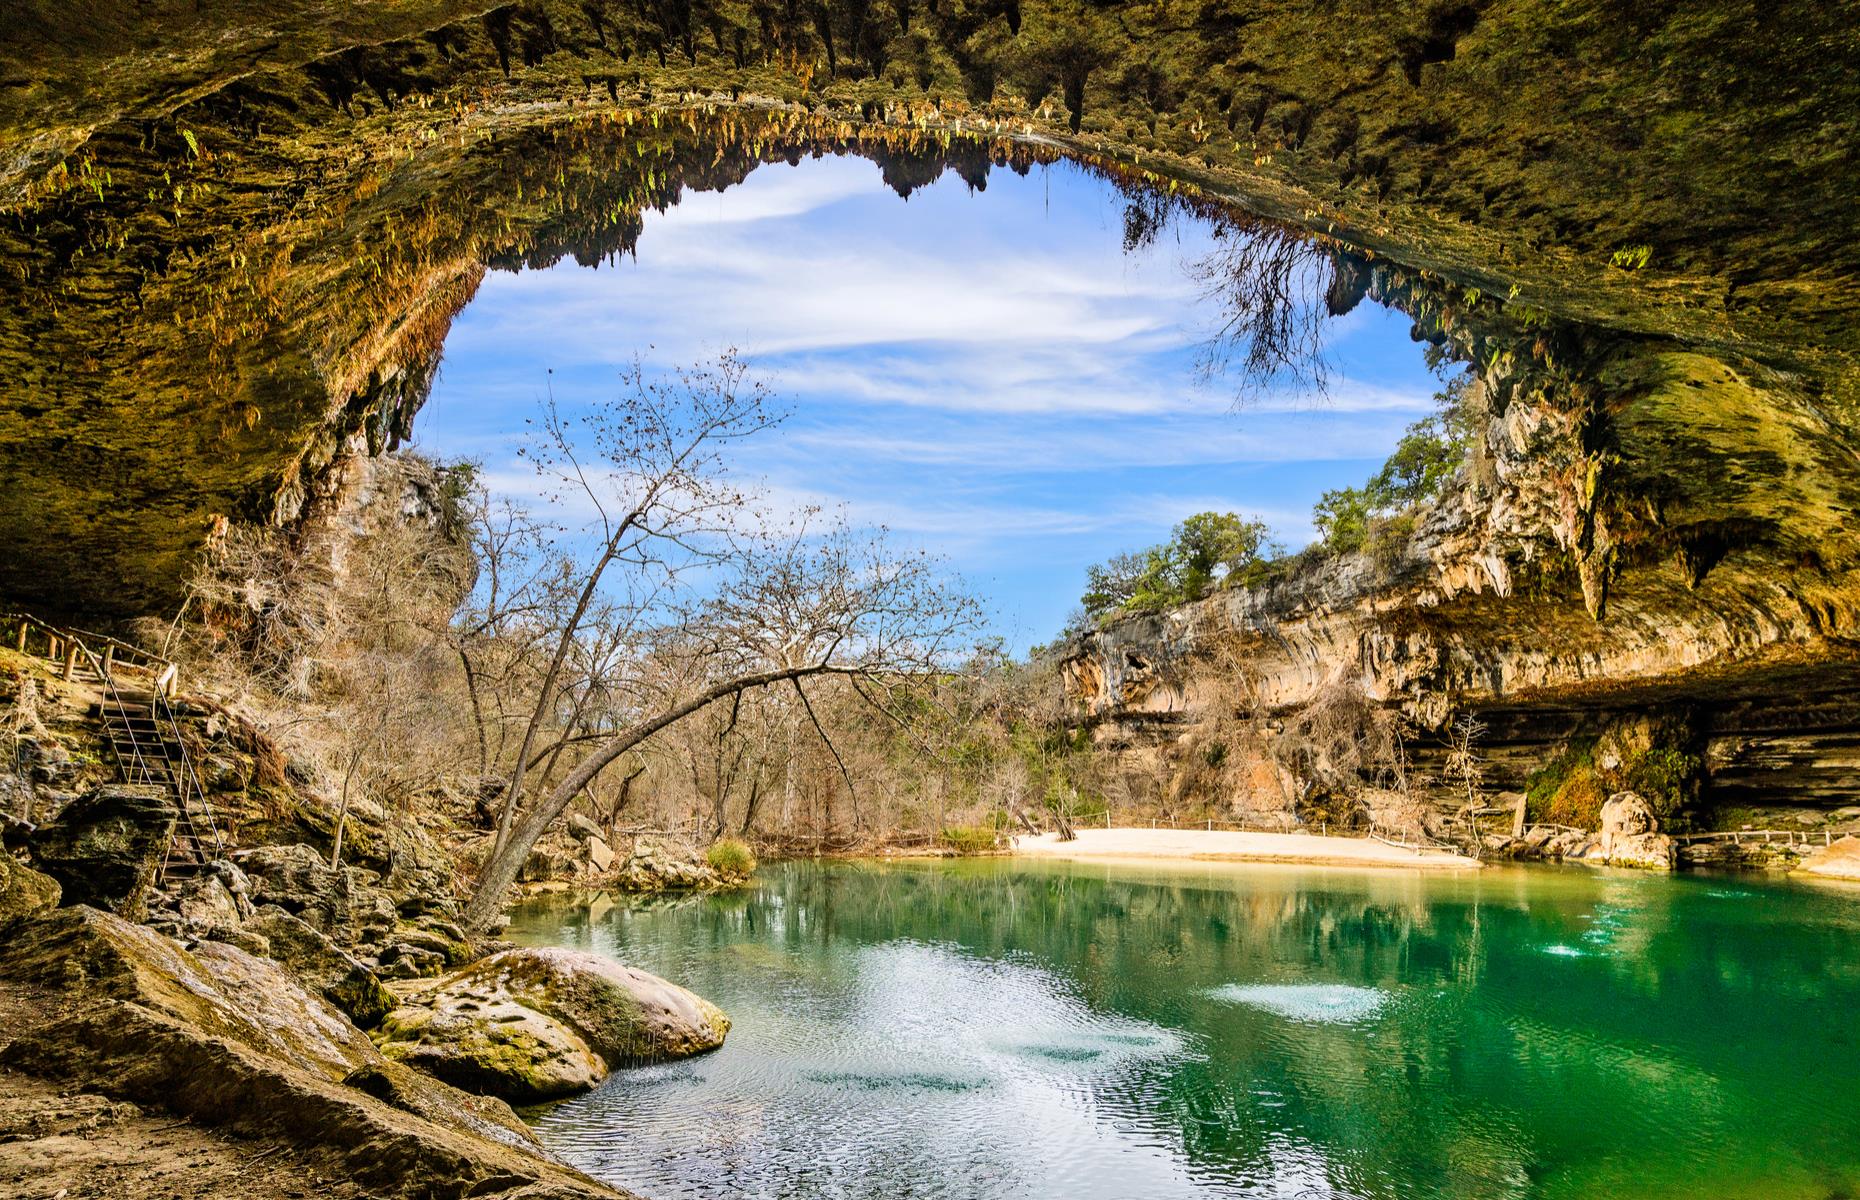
[415,155,1441,648]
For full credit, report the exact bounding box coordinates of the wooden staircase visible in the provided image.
[9,611,223,878]
[92,692,223,878]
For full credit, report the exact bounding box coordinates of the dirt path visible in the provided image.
[1012,827,1481,870]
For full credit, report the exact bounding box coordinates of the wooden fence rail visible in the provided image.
[1670,829,1848,847]
[6,611,178,696]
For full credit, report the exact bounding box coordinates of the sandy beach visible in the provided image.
[1012,827,1481,870]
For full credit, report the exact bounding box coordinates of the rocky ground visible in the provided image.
[0,981,375,1200]
[0,654,750,1200]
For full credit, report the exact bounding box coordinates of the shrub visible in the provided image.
[705,838,757,878]
[1541,768,1606,830]
[1524,737,1598,825]
[939,825,1001,855]
[1623,745,1701,823]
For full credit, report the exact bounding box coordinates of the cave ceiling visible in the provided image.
[0,0,1856,619]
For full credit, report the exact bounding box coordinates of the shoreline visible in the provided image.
[1011,827,1482,870]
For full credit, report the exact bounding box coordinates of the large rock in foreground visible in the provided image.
[28,784,176,918]
[377,947,729,1102]
[0,907,623,1198]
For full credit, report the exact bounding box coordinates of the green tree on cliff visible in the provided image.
[1080,511,1271,620]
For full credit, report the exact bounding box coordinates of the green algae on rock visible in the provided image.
[376,946,730,1101]
[0,906,623,1198]
[0,852,60,922]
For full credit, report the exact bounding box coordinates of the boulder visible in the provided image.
[0,851,60,920]
[247,905,396,1028]
[377,942,449,981]
[0,906,375,1081]
[375,985,608,1103]
[613,839,725,892]
[518,843,568,882]
[237,842,399,947]
[206,858,256,917]
[566,814,604,842]
[173,874,243,930]
[388,922,472,966]
[586,835,615,872]
[1796,836,1860,882]
[28,784,177,918]
[1594,791,1676,870]
[0,907,619,1198]
[376,946,729,1102]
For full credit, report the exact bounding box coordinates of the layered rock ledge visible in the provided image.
[0,906,632,1200]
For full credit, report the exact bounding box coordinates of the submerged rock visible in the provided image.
[376,946,729,1102]
[27,784,177,919]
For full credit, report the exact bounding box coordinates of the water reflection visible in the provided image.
[510,860,1860,1200]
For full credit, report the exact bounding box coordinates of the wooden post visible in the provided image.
[61,641,78,681]
[101,644,114,679]
[14,620,25,652]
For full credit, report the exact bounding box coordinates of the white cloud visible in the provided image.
[421,156,1440,644]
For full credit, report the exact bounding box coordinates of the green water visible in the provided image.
[506,859,1860,1200]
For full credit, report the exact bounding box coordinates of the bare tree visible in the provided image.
[458,367,977,933]
[1444,712,1488,810]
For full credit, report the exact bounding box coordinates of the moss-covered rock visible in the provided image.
[247,904,396,1028]
[0,907,621,1198]
[0,906,376,1082]
[375,946,729,1102]
[0,852,60,921]
[27,785,177,920]
[375,989,608,1103]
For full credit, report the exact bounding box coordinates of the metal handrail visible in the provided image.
[73,640,224,872]
[157,691,225,860]
[78,644,162,791]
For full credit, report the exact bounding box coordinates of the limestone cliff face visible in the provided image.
[1060,349,1860,808]
[0,1,1856,614]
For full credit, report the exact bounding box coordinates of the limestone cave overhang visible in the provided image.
[0,0,1856,641]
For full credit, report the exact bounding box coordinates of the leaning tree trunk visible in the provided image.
[460,661,851,934]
